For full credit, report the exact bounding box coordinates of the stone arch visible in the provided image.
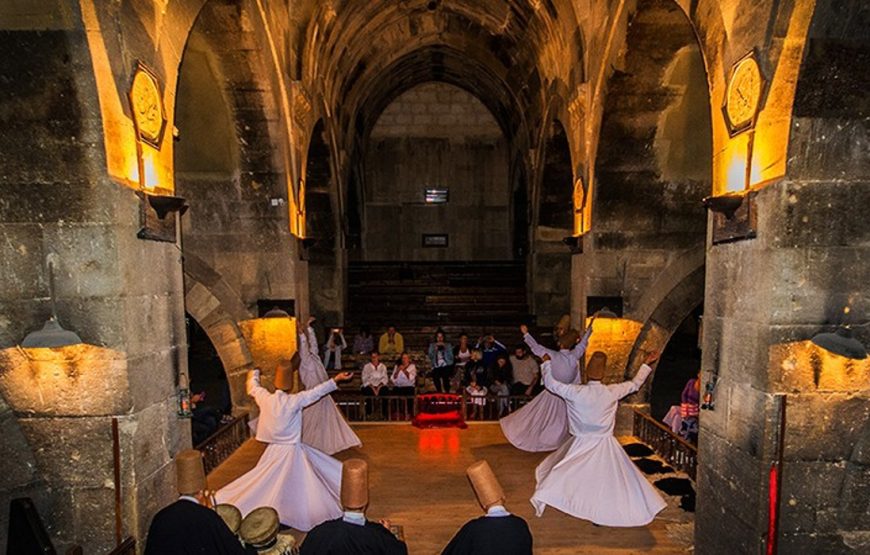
[305,118,343,324]
[531,117,575,325]
[623,247,706,402]
[182,254,254,411]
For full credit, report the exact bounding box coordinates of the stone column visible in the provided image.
[0,16,188,553]
[696,166,870,551]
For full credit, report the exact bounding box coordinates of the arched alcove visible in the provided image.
[305,119,343,325]
[532,119,574,325]
[360,81,510,261]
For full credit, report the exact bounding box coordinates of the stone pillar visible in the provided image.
[0,17,187,553]
[696,181,870,552]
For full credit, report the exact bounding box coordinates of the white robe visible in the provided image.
[298,326,362,454]
[215,373,343,531]
[531,361,667,526]
[499,330,590,452]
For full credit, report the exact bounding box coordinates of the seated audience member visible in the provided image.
[442,460,533,555]
[239,507,296,554]
[191,390,221,445]
[391,352,417,395]
[144,449,255,555]
[323,327,347,370]
[679,373,701,443]
[489,356,512,416]
[465,376,487,419]
[352,327,374,355]
[453,334,473,385]
[476,335,507,370]
[509,345,540,396]
[301,459,408,554]
[428,330,455,393]
[379,326,404,357]
[361,351,389,414]
[464,350,486,387]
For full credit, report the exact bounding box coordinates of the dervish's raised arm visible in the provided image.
[608,352,659,399]
[520,324,558,359]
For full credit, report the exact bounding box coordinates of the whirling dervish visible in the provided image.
[215,360,355,531]
[499,317,594,452]
[531,351,667,527]
[298,316,362,454]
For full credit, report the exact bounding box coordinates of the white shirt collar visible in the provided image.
[178,495,200,505]
[485,505,510,517]
[342,510,366,526]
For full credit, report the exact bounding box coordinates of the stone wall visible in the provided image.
[696,4,870,549]
[362,82,511,261]
[571,0,711,391]
[0,13,187,552]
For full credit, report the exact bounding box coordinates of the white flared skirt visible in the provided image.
[531,435,667,527]
[215,442,342,532]
[499,390,570,452]
[301,396,362,455]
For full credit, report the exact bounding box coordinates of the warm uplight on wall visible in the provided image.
[239,314,298,379]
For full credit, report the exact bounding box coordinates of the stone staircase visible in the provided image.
[328,261,540,390]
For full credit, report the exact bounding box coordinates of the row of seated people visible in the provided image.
[356,341,543,398]
[145,449,532,554]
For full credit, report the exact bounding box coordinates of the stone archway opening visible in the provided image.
[649,305,703,421]
[533,119,574,327]
[579,0,713,399]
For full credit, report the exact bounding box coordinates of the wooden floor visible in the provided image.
[208,423,694,554]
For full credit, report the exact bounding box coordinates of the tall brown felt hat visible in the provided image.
[341,458,369,510]
[555,314,571,332]
[240,506,280,548]
[274,353,298,391]
[558,329,579,349]
[176,449,206,495]
[215,503,242,534]
[466,460,505,510]
[587,351,607,381]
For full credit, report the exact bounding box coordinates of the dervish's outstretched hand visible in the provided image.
[333,371,354,383]
[643,351,661,365]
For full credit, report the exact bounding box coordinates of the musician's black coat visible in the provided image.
[300,518,408,555]
[144,499,255,555]
[441,514,533,555]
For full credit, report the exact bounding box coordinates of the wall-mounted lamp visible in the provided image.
[562,235,582,254]
[595,307,618,319]
[147,194,189,220]
[702,193,744,220]
[21,258,82,348]
[811,328,867,360]
[263,306,291,319]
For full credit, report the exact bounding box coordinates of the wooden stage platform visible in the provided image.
[208,423,694,554]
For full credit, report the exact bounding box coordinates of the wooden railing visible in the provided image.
[196,414,250,474]
[333,393,534,422]
[632,408,698,480]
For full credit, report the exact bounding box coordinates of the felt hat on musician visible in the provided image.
[466,460,505,510]
[341,458,369,511]
[586,351,607,381]
[558,329,579,350]
[176,449,207,495]
[215,504,242,535]
[274,353,299,391]
[240,506,280,549]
